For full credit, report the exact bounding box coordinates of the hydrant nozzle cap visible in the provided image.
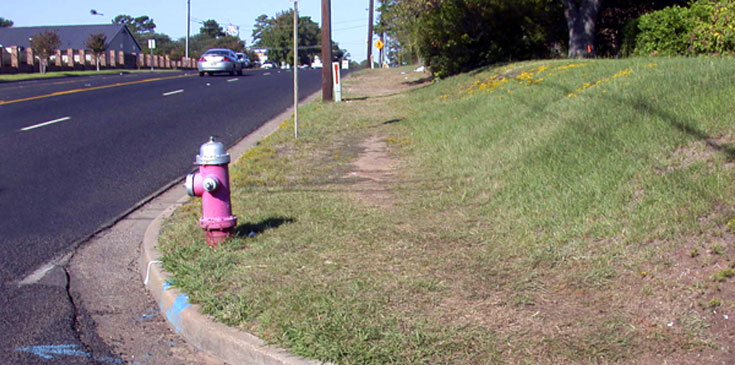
[196,137,230,165]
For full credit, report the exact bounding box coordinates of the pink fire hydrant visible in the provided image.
[185,137,237,246]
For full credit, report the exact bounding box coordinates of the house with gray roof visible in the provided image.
[0,24,141,53]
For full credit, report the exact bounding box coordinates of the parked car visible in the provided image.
[236,53,251,69]
[198,48,242,76]
[261,62,276,69]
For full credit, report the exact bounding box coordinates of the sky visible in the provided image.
[0,0,381,62]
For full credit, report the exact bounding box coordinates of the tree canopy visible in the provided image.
[200,19,225,39]
[112,14,156,34]
[252,10,323,66]
[0,17,12,27]
[377,0,696,76]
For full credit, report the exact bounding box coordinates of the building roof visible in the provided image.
[0,24,141,51]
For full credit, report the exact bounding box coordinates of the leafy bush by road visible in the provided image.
[626,0,735,55]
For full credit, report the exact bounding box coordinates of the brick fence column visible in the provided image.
[100,52,106,68]
[10,46,19,68]
[26,48,34,66]
[54,50,62,67]
[78,49,86,67]
[66,49,74,67]
[108,50,116,67]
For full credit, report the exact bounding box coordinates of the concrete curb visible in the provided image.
[140,91,330,365]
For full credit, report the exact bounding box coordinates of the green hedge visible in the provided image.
[623,0,735,56]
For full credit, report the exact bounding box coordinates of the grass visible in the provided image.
[159,58,735,364]
[0,69,180,82]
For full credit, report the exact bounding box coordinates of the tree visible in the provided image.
[140,33,177,56]
[253,10,322,66]
[29,31,60,74]
[200,19,225,39]
[377,0,566,77]
[560,0,604,58]
[112,15,156,34]
[86,33,107,71]
[0,17,13,27]
[252,15,270,42]
[213,35,245,51]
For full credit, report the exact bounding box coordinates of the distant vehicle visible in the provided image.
[197,48,242,76]
[298,64,310,69]
[261,62,276,69]
[236,53,251,69]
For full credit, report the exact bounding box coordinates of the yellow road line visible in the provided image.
[0,74,195,106]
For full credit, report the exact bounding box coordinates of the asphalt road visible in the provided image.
[0,68,324,363]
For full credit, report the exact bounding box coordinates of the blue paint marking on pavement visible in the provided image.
[15,344,122,363]
[165,293,191,333]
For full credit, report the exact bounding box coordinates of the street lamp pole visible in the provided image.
[367,0,374,69]
[186,0,191,59]
[292,0,299,138]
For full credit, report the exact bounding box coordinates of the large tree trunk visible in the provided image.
[561,0,603,58]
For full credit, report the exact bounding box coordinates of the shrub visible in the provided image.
[627,0,735,56]
[689,0,735,54]
[620,18,640,57]
[412,0,566,78]
[633,5,696,55]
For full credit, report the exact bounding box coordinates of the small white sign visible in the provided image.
[148,39,156,49]
[332,62,342,103]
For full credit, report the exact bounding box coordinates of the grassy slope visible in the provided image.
[160,58,735,364]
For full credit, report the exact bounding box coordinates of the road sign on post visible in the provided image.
[375,39,384,50]
[332,62,341,103]
[148,39,156,71]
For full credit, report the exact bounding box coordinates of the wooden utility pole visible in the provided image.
[367,0,374,69]
[321,0,333,102]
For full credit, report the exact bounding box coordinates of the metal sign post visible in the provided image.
[148,39,156,71]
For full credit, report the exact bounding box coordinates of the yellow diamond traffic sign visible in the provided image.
[375,40,384,50]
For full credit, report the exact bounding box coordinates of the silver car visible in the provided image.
[198,48,242,76]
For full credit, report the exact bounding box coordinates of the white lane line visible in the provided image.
[20,116,71,131]
[263,72,271,76]
[227,78,239,82]
[163,89,184,96]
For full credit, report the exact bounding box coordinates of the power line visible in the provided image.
[334,24,366,32]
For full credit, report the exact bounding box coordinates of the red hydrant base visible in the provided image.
[205,228,234,247]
